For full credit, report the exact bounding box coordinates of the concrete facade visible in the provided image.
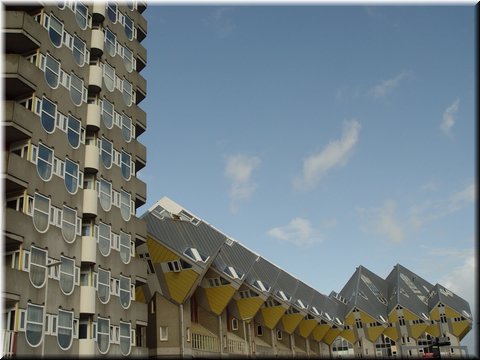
[2,2,148,356]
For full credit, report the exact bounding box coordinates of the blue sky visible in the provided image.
[139,5,476,354]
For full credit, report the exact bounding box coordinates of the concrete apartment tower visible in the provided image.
[2,2,148,356]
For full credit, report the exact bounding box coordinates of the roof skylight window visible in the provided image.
[224,266,244,280]
[252,280,270,292]
[324,312,332,321]
[311,306,320,316]
[276,290,291,302]
[296,299,306,309]
[183,247,208,263]
[462,310,471,318]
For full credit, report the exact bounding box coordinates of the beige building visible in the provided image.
[2,2,149,356]
[140,197,473,358]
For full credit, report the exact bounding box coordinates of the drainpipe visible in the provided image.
[290,333,295,357]
[218,315,223,355]
[272,328,277,357]
[180,304,185,357]
[243,320,249,356]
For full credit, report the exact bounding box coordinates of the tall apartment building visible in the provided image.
[139,197,473,358]
[2,2,148,356]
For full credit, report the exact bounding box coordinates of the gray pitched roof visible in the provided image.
[211,240,259,286]
[245,256,281,296]
[338,266,389,323]
[273,269,299,305]
[292,280,316,313]
[428,283,472,320]
[386,264,432,319]
[143,212,225,268]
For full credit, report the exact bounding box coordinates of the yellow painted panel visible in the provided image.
[367,325,385,342]
[410,324,428,339]
[281,313,304,334]
[388,310,398,323]
[237,297,264,320]
[360,311,376,324]
[205,285,236,315]
[164,269,199,304]
[261,306,286,330]
[383,326,399,341]
[425,324,441,338]
[135,286,146,303]
[147,237,179,263]
[403,308,419,321]
[445,306,460,319]
[340,329,356,344]
[312,324,330,342]
[430,307,440,321]
[298,319,318,338]
[345,312,355,326]
[451,321,471,339]
[323,328,342,345]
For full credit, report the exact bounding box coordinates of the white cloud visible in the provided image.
[440,98,460,135]
[267,217,321,246]
[203,7,236,38]
[369,71,410,98]
[358,200,405,243]
[375,200,405,243]
[225,154,261,213]
[294,119,361,191]
[410,182,476,229]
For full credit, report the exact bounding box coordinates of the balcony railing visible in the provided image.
[191,332,219,353]
[2,330,16,357]
[227,337,245,354]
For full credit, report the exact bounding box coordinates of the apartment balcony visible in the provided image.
[133,177,146,209]
[4,152,29,193]
[81,235,97,264]
[84,144,99,172]
[3,101,34,144]
[3,208,26,252]
[88,64,103,94]
[86,102,101,130]
[133,216,147,245]
[135,141,146,172]
[135,43,147,72]
[4,54,40,100]
[4,10,41,54]
[4,4,42,12]
[134,106,147,137]
[80,286,96,314]
[2,330,17,357]
[91,2,106,23]
[90,28,104,58]
[82,189,98,217]
[78,338,96,356]
[135,83,147,105]
[137,1,147,14]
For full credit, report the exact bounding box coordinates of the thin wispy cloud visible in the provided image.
[294,119,361,191]
[440,98,460,135]
[358,200,405,243]
[203,7,236,38]
[369,70,410,98]
[225,154,261,213]
[410,182,476,229]
[267,217,321,246]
